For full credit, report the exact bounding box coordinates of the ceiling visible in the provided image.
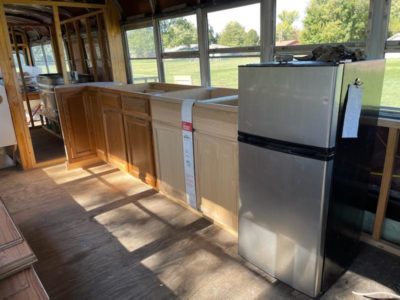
[5,0,237,41]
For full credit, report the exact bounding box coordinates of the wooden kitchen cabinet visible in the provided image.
[101,91,127,171]
[151,97,186,203]
[86,89,107,161]
[56,86,98,167]
[152,122,186,202]
[57,83,197,172]
[193,102,239,233]
[124,115,156,186]
[122,93,156,186]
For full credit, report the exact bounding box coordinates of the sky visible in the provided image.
[183,1,312,35]
[208,4,261,34]
[276,0,310,28]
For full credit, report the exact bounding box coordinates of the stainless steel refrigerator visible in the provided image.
[238,60,385,297]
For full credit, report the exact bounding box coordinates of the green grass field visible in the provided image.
[381,58,400,107]
[132,57,400,107]
[131,57,257,88]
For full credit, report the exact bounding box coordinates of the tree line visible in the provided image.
[128,0,400,57]
[160,18,260,49]
[277,0,400,43]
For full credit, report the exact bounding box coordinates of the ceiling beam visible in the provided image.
[148,0,157,15]
[60,9,103,25]
[1,0,106,9]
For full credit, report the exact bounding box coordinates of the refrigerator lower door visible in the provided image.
[238,142,333,297]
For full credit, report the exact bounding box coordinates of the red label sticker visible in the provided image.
[182,121,193,131]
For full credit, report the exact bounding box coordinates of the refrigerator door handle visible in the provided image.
[238,131,335,161]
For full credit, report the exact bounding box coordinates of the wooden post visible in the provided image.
[64,23,76,71]
[373,127,400,240]
[53,5,70,84]
[10,26,35,128]
[103,0,127,83]
[96,13,109,80]
[0,4,35,169]
[73,20,87,74]
[21,32,32,66]
[49,25,63,74]
[85,17,98,81]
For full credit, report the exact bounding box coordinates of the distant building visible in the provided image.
[388,33,400,41]
[275,40,299,46]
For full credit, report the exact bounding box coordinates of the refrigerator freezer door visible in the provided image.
[238,142,332,297]
[239,65,342,149]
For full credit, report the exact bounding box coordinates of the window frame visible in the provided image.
[121,0,397,91]
[274,0,371,58]
[382,2,400,108]
[204,1,262,87]
[158,12,202,85]
[123,21,160,84]
[30,42,57,74]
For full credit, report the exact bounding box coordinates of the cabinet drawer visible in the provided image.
[101,91,121,109]
[122,95,149,116]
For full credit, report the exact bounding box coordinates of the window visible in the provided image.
[381,53,400,107]
[275,0,370,46]
[163,58,201,85]
[12,51,27,73]
[43,44,57,73]
[209,57,259,88]
[207,4,260,88]
[125,26,159,83]
[31,45,47,73]
[160,15,201,85]
[31,43,57,74]
[160,15,198,52]
[382,0,400,107]
[387,0,400,41]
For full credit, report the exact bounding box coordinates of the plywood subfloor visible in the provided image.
[0,163,399,299]
[30,127,65,163]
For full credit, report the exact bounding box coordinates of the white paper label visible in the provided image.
[342,84,363,138]
[181,99,197,209]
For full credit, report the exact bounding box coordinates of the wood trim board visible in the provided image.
[372,127,400,240]
[0,3,36,169]
[0,201,23,252]
[0,199,37,280]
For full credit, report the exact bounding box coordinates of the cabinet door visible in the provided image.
[152,123,186,202]
[124,115,156,186]
[103,108,127,170]
[86,91,107,161]
[57,89,96,162]
[195,132,238,232]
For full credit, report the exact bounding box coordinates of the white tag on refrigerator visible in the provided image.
[342,84,363,138]
[181,99,197,209]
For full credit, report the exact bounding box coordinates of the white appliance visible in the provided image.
[0,86,17,148]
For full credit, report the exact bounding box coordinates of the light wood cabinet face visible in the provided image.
[124,115,155,186]
[122,95,149,117]
[101,91,121,109]
[58,89,96,161]
[103,108,127,170]
[152,123,185,202]
[195,132,238,232]
[87,92,107,161]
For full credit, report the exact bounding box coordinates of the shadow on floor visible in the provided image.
[0,163,399,300]
[30,127,65,163]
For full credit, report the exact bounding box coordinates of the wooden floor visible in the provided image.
[30,127,65,163]
[0,163,399,299]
